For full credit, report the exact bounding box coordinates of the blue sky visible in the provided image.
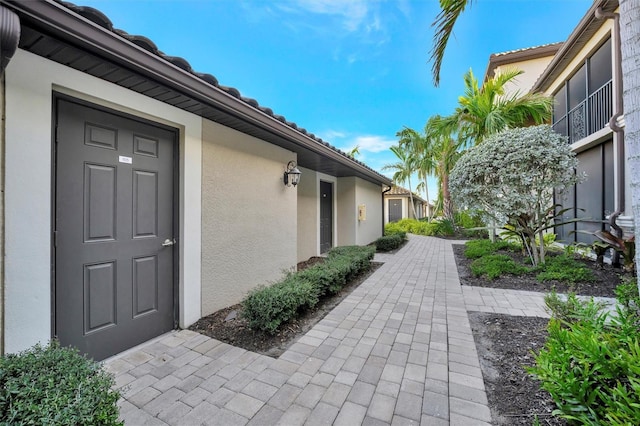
[78,0,592,200]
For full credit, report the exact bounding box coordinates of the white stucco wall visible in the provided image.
[3,49,203,354]
[495,56,555,95]
[201,120,297,315]
[337,177,383,246]
[354,178,383,246]
[297,167,318,262]
[337,177,356,246]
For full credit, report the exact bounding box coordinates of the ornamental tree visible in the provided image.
[449,125,582,265]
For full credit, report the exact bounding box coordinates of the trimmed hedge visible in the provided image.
[0,342,122,425]
[374,234,405,252]
[242,245,375,334]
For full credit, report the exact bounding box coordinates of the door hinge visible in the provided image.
[54,125,59,144]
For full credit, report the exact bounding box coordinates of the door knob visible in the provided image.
[162,238,176,247]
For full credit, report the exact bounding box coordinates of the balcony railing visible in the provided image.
[552,79,613,144]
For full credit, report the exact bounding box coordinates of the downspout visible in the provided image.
[382,185,392,235]
[596,7,625,267]
[596,7,625,215]
[0,4,20,356]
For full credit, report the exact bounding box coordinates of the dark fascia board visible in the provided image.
[4,0,391,186]
[483,43,563,82]
[531,0,618,93]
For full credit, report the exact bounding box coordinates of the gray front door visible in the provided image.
[320,181,333,253]
[55,98,176,361]
[389,199,402,222]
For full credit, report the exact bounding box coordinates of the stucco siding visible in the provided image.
[337,177,356,246]
[3,49,203,353]
[495,56,555,95]
[201,120,297,315]
[354,178,383,246]
[297,167,318,262]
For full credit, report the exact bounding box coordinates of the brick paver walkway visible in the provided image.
[106,235,608,425]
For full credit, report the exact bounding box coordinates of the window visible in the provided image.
[552,38,612,143]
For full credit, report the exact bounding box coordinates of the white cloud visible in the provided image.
[351,135,396,153]
[286,0,369,32]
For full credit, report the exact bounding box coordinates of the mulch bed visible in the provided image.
[188,259,382,357]
[452,243,625,298]
[456,242,630,425]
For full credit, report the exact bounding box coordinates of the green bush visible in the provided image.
[384,218,454,237]
[431,219,455,236]
[0,342,122,425]
[470,254,529,280]
[463,238,519,259]
[374,234,404,252]
[242,277,319,334]
[455,210,485,230]
[529,296,640,424]
[535,254,595,283]
[242,245,374,334]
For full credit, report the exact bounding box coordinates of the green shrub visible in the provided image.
[431,219,455,236]
[535,254,595,283]
[384,222,406,237]
[374,234,404,252]
[384,218,455,237]
[242,245,374,334]
[0,342,122,425]
[470,254,529,280]
[242,277,319,334]
[455,210,485,230]
[463,238,519,259]
[529,297,640,424]
[544,291,606,324]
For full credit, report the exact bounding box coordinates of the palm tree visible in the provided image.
[433,68,552,145]
[397,127,435,219]
[383,144,418,219]
[425,116,463,220]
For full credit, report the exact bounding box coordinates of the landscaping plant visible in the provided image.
[242,245,375,334]
[530,288,640,424]
[450,125,582,266]
[374,234,405,252]
[0,341,122,425]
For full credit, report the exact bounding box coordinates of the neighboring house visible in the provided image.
[0,1,391,360]
[531,0,629,244]
[383,185,431,223]
[484,42,562,94]
[484,0,628,245]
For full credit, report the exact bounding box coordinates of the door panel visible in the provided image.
[389,199,402,222]
[320,181,333,253]
[55,98,176,361]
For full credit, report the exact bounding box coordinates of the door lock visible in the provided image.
[162,238,176,247]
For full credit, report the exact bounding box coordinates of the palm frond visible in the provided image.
[429,0,472,86]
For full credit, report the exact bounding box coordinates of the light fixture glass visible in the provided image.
[284,161,301,187]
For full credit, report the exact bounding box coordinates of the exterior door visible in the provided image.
[320,181,333,253]
[389,199,402,222]
[55,98,176,361]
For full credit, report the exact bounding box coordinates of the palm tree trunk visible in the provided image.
[424,177,432,221]
[442,172,453,220]
[620,0,640,292]
[408,177,418,219]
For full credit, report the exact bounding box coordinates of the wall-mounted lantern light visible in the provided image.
[284,161,301,187]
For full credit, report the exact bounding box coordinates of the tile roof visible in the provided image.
[492,42,563,58]
[52,1,390,184]
[385,185,427,203]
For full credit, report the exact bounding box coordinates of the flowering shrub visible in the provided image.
[450,125,582,265]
